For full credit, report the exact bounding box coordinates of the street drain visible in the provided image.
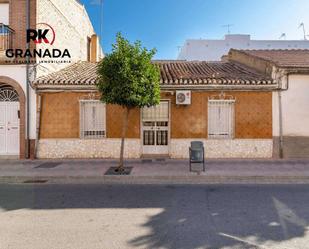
[35,162,62,169]
[23,179,48,184]
[105,167,133,175]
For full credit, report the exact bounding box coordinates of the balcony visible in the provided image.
[0,23,14,62]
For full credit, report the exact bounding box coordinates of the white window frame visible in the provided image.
[0,4,9,25]
[208,99,235,139]
[79,100,106,139]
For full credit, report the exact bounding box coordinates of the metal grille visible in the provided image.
[80,100,106,139]
[208,100,235,139]
[143,130,155,145]
[156,130,168,145]
[0,23,14,51]
[142,101,169,153]
[0,85,19,102]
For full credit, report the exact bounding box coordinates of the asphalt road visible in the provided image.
[0,184,309,249]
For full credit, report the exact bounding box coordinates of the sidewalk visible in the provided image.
[1,159,309,184]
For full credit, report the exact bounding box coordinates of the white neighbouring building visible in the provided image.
[178,34,309,61]
[228,49,309,158]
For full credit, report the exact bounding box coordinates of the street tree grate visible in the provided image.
[35,162,62,169]
[105,167,133,175]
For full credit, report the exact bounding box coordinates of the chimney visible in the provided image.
[221,55,229,62]
[90,34,98,62]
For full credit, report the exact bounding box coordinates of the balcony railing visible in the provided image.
[0,23,14,52]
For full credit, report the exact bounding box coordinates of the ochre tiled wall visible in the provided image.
[167,92,208,138]
[40,92,82,138]
[234,92,272,138]
[169,91,272,139]
[39,91,272,139]
[106,104,140,139]
[39,92,141,139]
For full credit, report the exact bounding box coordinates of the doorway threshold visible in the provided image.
[141,154,170,163]
[0,155,19,160]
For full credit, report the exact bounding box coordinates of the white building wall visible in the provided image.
[178,35,309,61]
[36,0,102,77]
[280,75,309,136]
[0,65,36,140]
[272,74,309,158]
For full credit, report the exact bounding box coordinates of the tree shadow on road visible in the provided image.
[0,184,308,248]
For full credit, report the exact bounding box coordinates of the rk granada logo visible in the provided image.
[27,23,56,45]
[6,23,71,63]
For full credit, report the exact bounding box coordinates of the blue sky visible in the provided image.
[80,0,309,59]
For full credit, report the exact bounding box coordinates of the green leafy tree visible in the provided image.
[97,33,161,171]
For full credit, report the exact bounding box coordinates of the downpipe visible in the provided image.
[278,72,289,159]
[34,94,42,158]
[25,0,30,158]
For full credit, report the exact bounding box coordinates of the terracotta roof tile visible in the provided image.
[34,61,98,86]
[33,60,275,87]
[232,49,309,68]
[154,61,273,85]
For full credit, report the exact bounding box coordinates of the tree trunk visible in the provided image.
[118,107,130,171]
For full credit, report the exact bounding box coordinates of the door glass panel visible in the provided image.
[143,122,155,127]
[143,130,155,145]
[156,122,168,127]
[156,130,168,146]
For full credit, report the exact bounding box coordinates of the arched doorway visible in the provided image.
[0,84,20,156]
[0,76,26,159]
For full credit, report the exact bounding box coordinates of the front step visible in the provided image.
[141,154,170,163]
[0,155,19,160]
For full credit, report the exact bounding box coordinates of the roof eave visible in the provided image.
[34,82,278,92]
[35,84,97,92]
[160,84,279,91]
[279,67,309,74]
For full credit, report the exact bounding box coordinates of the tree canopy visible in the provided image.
[97,33,161,108]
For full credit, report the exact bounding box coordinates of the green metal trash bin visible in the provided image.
[189,141,205,172]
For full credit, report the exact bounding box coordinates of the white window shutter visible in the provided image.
[208,100,235,139]
[80,100,106,139]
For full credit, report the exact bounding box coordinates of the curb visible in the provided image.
[1,175,309,185]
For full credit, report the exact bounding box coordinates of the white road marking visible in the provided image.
[218,232,269,249]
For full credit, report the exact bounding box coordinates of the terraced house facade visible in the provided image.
[0,0,102,159]
[33,59,278,159]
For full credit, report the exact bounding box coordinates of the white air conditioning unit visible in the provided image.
[176,90,191,105]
